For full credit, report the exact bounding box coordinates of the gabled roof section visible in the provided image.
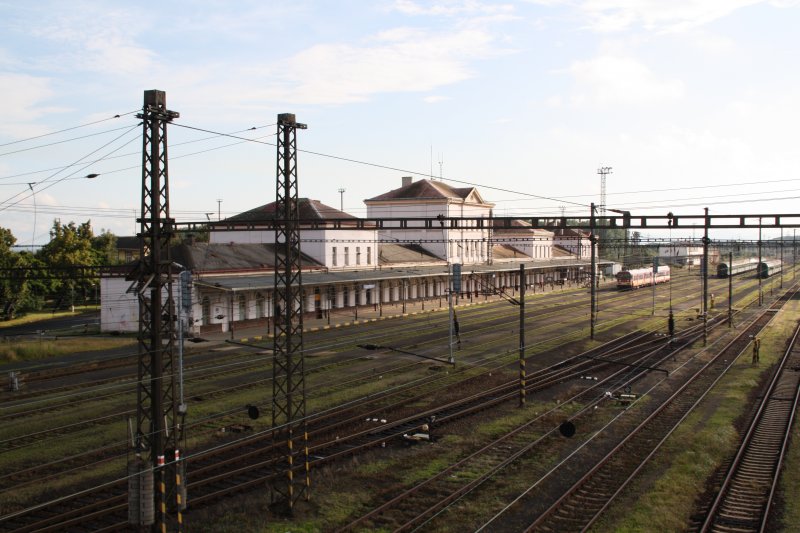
[171,243,323,273]
[492,243,529,259]
[379,243,443,265]
[366,179,491,206]
[226,198,356,222]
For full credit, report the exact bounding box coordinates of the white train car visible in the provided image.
[616,266,671,290]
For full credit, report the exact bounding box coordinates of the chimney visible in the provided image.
[401,176,413,187]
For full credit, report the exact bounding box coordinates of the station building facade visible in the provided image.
[100,177,605,335]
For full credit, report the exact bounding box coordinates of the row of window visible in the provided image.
[332,246,372,267]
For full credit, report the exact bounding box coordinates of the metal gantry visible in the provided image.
[130,90,184,531]
[271,113,310,513]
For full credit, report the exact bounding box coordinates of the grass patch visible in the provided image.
[591,294,800,532]
[0,336,134,363]
[0,308,98,329]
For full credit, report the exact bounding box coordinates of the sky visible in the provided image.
[1,0,799,246]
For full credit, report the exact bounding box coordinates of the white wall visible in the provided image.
[100,278,139,332]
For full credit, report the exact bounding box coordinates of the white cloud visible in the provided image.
[392,0,515,17]
[575,0,777,33]
[423,95,450,103]
[29,7,156,76]
[252,27,499,105]
[564,55,684,105]
[0,73,67,138]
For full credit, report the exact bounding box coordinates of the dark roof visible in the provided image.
[379,243,442,265]
[171,243,323,273]
[116,236,142,249]
[365,179,481,203]
[225,198,356,222]
[492,244,529,259]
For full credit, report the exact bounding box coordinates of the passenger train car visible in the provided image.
[717,258,759,278]
[757,259,782,278]
[616,266,671,289]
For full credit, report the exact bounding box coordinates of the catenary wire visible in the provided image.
[0,110,137,148]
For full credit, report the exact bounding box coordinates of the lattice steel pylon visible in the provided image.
[130,90,184,532]
[271,113,310,513]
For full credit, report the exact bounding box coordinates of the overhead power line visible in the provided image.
[172,122,590,209]
[0,124,277,182]
[0,125,141,212]
[0,110,138,148]
[0,125,138,157]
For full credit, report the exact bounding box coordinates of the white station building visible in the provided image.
[101,177,603,335]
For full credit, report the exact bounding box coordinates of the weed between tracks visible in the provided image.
[0,337,134,364]
[589,293,800,533]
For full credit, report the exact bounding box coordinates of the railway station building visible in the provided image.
[100,177,610,335]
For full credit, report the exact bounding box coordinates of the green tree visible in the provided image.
[0,228,44,318]
[38,220,99,306]
[92,229,118,264]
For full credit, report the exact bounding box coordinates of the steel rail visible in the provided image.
[699,320,800,532]
[521,287,796,532]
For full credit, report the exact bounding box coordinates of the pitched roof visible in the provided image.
[171,242,323,273]
[225,198,356,222]
[378,243,442,265]
[365,179,486,204]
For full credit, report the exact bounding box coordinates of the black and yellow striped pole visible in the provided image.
[175,449,183,533]
[304,430,311,500]
[519,264,526,407]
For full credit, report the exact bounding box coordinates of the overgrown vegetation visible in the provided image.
[591,294,800,532]
[0,336,134,364]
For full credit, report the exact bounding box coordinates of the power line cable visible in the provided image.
[0,125,277,182]
[172,122,589,209]
[0,110,137,148]
[0,125,138,157]
[0,125,141,212]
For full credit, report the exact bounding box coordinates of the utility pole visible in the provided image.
[590,202,597,340]
[271,113,310,513]
[519,264,526,407]
[216,198,222,221]
[597,166,612,246]
[448,263,454,365]
[758,217,763,306]
[728,251,733,328]
[702,207,709,346]
[338,188,345,212]
[129,89,184,532]
[780,228,784,288]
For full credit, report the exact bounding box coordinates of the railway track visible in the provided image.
[484,286,797,533]
[696,318,800,532]
[0,271,772,530]
[0,277,696,471]
[0,330,665,531]
[333,320,713,532]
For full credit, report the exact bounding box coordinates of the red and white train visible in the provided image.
[616,266,671,289]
